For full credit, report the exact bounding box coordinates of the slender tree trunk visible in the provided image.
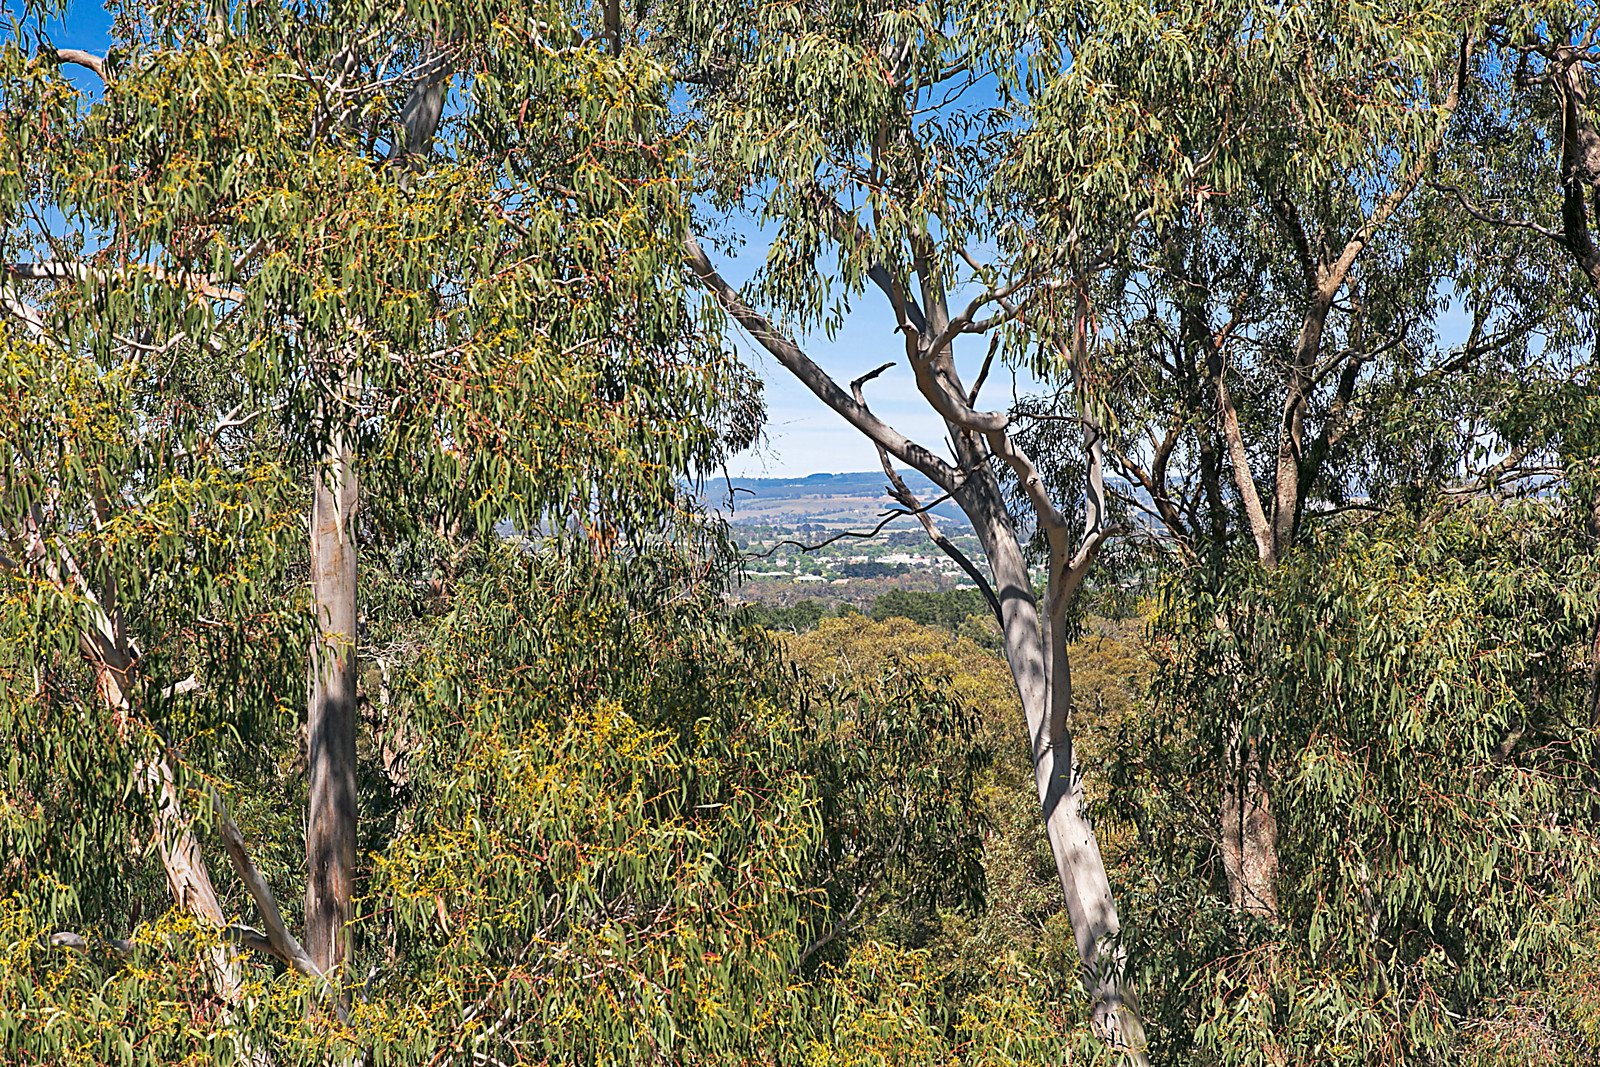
[94,649,246,1004]
[681,234,1146,1058]
[961,474,1149,1061]
[15,511,248,1001]
[1227,541,1283,923]
[300,49,449,980]
[306,410,359,976]
[1212,358,1286,922]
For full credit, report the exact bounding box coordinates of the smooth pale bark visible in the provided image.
[306,419,359,976]
[114,667,247,1004]
[52,521,327,1064]
[298,55,446,982]
[962,474,1147,1058]
[917,323,1147,1055]
[73,593,249,1003]
[90,611,274,1067]
[687,237,1148,1061]
[11,510,246,1000]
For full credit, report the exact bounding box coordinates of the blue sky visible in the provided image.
[707,231,1036,479]
[15,1,1005,479]
[12,0,112,70]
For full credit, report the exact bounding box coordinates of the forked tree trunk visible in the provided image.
[963,477,1150,1062]
[306,418,359,976]
[681,235,1147,1061]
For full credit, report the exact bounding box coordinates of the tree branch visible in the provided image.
[1216,372,1276,566]
[749,492,959,556]
[1060,523,1124,606]
[684,233,959,492]
[928,268,1054,354]
[852,364,1004,628]
[967,336,999,407]
[207,784,351,1022]
[1324,35,1472,297]
[0,286,48,339]
[38,47,106,80]
[1108,431,1186,540]
[8,261,245,303]
[1431,179,1562,240]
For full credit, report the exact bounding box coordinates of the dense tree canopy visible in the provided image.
[1,0,1599,1064]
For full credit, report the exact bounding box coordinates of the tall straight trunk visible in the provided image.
[961,473,1149,1061]
[1228,540,1283,923]
[306,416,359,976]
[298,46,447,982]
[1214,603,1281,923]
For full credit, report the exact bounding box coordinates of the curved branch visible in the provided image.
[209,788,321,979]
[207,784,352,1024]
[1431,179,1562,240]
[685,233,959,492]
[8,261,245,303]
[1060,523,1125,606]
[749,491,958,556]
[39,47,106,80]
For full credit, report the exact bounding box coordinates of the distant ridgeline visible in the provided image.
[696,470,970,530]
[695,469,1147,533]
[506,470,966,541]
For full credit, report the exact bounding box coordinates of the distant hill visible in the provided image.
[698,470,970,529]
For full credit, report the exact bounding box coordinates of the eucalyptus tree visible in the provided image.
[1431,9,1600,721]
[643,2,1164,1053]
[1014,3,1600,1057]
[1,0,744,1036]
[649,0,1500,1051]
[994,1,1537,931]
[1121,502,1600,1064]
